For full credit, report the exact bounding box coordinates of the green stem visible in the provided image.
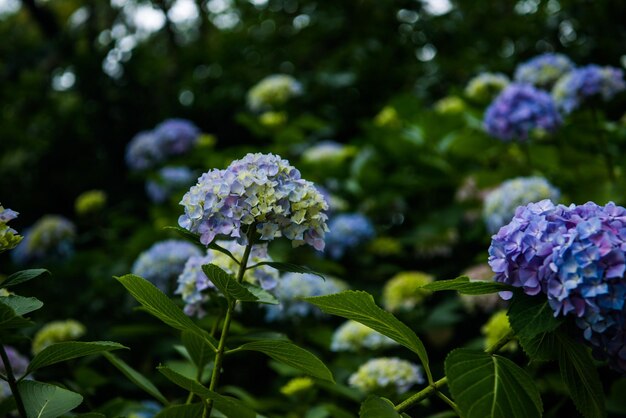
[204,241,253,416]
[0,344,27,418]
[435,391,461,416]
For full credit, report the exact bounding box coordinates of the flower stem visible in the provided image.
[0,345,27,418]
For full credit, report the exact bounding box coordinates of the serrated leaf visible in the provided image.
[237,340,334,382]
[557,332,606,418]
[508,295,561,342]
[103,352,168,405]
[28,341,127,373]
[359,396,401,418]
[155,403,204,418]
[304,290,431,382]
[18,380,83,418]
[115,274,217,349]
[251,262,325,279]
[445,348,542,418]
[522,330,559,361]
[157,366,255,418]
[423,276,514,295]
[2,269,50,287]
[242,283,279,304]
[182,331,213,370]
[201,264,258,302]
[0,295,43,316]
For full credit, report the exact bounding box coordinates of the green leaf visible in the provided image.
[508,295,561,342]
[422,276,514,295]
[18,380,83,418]
[304,290,431,382]
[28,341,128,372]
[0,295,43,316]
[155,403,204,418]
[157,366,255,418]
[557,332,606,418]
[115,274,217,349]
[522,331,559,361]
[2,269,50,287]
[445,348,542,418]
[103,352,168,405]
[201,264,258,302]
[182,331,214,371]
[250,261,325,279]
[359,396,401,418]
[0,300,31,330]
[242,283,279,304]
[237,340,334,382]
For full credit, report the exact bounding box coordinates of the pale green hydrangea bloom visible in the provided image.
[32,320,86,355]
[331,320,398,352]
[301,141,357,165]
[465,72,510,103]
[280,377,314,396]
[382,271,433,312]
[247,75,302,111]
[75,190,107,215]
[434,96,466,115]
[481,310,516,352]
[348,357,424,395]
[374,106,401,128]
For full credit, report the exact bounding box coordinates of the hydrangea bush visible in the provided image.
[12,215,76,264]
[553,64,625,113]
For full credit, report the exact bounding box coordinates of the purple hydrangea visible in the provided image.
[488,200,626,371]
[553,64,626,114]
[146,166,196,203]
[324,213,375,259]
[178,153,329,250]
[514,53,574,89]
[11,215,76,265]
[484,84,562,141]
[125,131,164,171]
[132,240,202,293]
[153,118,200,156]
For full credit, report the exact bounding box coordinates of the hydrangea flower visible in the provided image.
[324,213,375,259]
[280,377,314,396]
[265,273,348,322]
[348,357,424,396]
[32,320,85,355]
[489,200,626,371]
[483,176,561,233]
[465,72,510,103]
[459,264,507,313]
[553,64,626,114]
[75,190,107,215]
[301,141,356,165]
[12,215,76,265]
[177,240,278,317]
[132,240,202,293]
[374,106,401,128]
[484,83,562,141]
[0,346,29,399]
[178,153,329,250]
[153,118,200,156]
[514,53,574,89]
[125,131,164,171]
[382,272,433,313]
[0,204,22,253]
[331,320,398,352]
[259,111,287,127]
[146,166,196,203]
[481,310,516,352]
[247,74,303,111]
[434,96,466,115]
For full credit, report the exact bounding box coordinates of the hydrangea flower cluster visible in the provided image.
[265,273,348,322]
[374,106,401,128]
[12,215,76,265]
[324,213,375,259]
[552,64,626,114]
[75,190,107,215]
[514,53,574,88]
[459,264,507,313]
[483,176,561,233]
[132,240,202,293]
[382,271,433,313]
[0,204,22,253]
[465,72,510,103]
[177,240,279,317]
[484,83,562,141]
[301,141,356,165]
[146,166,196,203]
[125,119,200,170]
[280,377,314,396]
[178,153,329,250]
[348,358,424,396]
[489,200,626,370]
[0,346,29,399]
[481,310,516,352]
[32,320,85,355]
[434,96,466,115]
[331,320,398,352]
[247,74,303,111]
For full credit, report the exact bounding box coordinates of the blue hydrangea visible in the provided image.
[465,72,510,103]
[177,240,279,317]
[0,204,22,253]
[483,176,561,233]
[146,166,196,203]
[553,64,626,114]
[348,357,424,396]
[514,53,574,88]
[488,200,626,371]
[178,153,329,250]
[484,83,562,141]
[324,213,375,259]
[12,215,76,265]
[153,118,200,156]
[247,74,303,111]
[265,273,348,322]
[331,320,398,352]
[125,131,164,171]
[132,240,202,293]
